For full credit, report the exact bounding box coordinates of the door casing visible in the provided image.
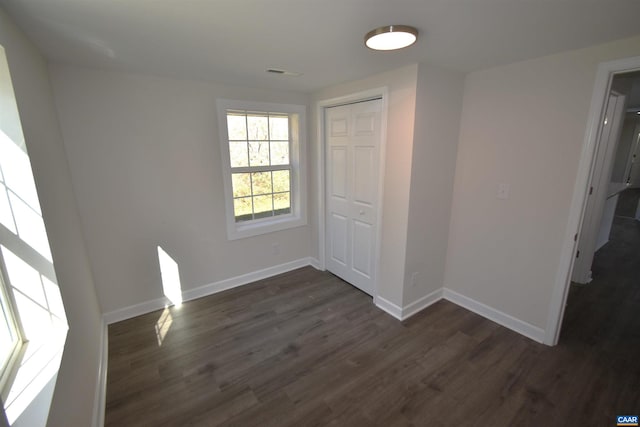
[571,91,626,284]
[545,55,640,346]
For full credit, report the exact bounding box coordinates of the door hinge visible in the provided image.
[589,186,593,195]
[576,250,580,258]
[574,233,578,242]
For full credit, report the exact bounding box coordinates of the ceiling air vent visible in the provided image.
[266,68,302,77]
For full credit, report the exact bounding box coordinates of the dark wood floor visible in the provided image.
[105,218,640,426]
[614,188,640,218]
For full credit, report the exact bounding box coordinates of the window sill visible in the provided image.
[227,214,306,240]
[2,329,67,426]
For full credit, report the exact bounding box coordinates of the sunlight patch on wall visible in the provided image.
[155,246,182,347]
[157,246,182,307]
[0,130,52,262]
[3,330,65,424]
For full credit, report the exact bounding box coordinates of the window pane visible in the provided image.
[227,114,247,140]
[249,141,270,166]
[274,192,291,214]
[229,141,249,167]
[233,197,253,222]
[247,115,268,140]
[270,141,289,166]
[253,195,273,218]
[269,116,288,140]
[251,172,272,195]
[231,173,251,198]
[272,170,290,193]
[0,319,15,373]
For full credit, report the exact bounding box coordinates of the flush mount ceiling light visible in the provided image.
[365,25,418,51]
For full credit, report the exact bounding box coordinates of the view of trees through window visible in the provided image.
[226,111,292,222]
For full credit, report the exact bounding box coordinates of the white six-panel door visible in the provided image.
[325,99,382,295]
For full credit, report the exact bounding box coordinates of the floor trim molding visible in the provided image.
[376,287,545,343]
[402,288,444,320]
[92,320,108,427]
[442,288,545,343]
[375,296,403,320]
[376,288,444,321]
[103,257,320,324]
[103,260,547,345]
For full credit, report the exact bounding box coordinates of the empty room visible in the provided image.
[0,1,639,426]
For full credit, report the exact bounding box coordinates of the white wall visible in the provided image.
[48,64,312,314]
[0,8,103,427]
[311,65,418,307]
[403,63,464,306]
[445,35,640,331]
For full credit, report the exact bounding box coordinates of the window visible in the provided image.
[0,44,67,425]
[0,272,22,392]
[217,100,306,239]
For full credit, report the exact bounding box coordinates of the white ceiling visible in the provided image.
[2,0,640,93]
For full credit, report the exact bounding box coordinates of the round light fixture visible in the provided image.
[365,25,418,51]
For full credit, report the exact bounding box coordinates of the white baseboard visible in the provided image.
[103,257,319,324]
[375,296,403,320]
[442,288,545,343]
[181,257,319,302]
[307,257,321,270]
[103,296,167,325]
[103,258,548,347]
[92,320,108,427]
[376,288,443,321]
[402,288,443,320]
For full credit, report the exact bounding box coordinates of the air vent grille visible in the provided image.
[266,68,302,77]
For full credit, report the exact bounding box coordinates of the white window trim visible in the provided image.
[0,270,23,400]
[216,99,307,240]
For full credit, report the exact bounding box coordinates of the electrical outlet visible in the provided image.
[272,242,280,255]
[410,272,418,287]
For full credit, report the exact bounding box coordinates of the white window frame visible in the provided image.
[0,268,24,400]
[216,100,307,240]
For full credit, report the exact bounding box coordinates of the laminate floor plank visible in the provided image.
[106,217,640,426]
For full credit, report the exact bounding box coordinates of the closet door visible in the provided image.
[325,99,382,295]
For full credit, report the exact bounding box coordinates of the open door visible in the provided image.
[572,91,626,283]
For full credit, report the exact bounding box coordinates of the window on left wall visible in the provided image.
[0,272,21,391]
[0,44,68,425]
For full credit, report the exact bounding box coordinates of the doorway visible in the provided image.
[318,90,387,298]
[546,56,640,345]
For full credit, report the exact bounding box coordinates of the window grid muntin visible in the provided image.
[227,110,292,222]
